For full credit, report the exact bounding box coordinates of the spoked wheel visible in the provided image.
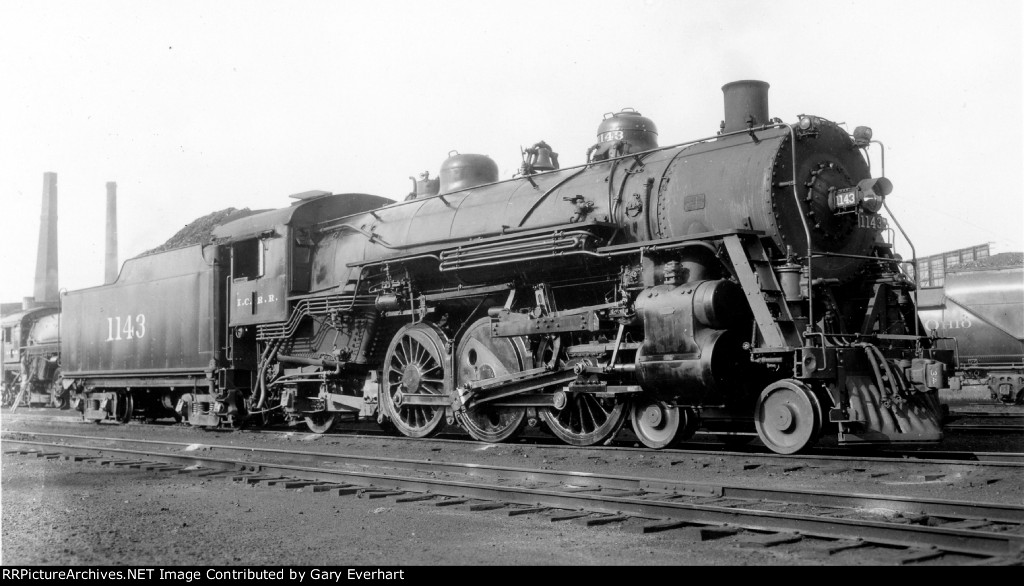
[455,318,530,443]
[541,393,627,447]
[754,379,823,454]
[534,337,627,446]
[382,323,450,438]
[304,413,336,434]
[630,398,699,448]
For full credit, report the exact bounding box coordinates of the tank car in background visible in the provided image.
[1,303,64,408]
[918,254,1024,405]
[61,80,952,454]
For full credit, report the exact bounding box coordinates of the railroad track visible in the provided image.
[3,432,1023,565]
[4,413,1024,467]
[943,412,1024,434]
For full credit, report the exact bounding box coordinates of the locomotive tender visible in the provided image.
[61,81,951,454]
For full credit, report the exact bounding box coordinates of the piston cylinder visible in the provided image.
[633,280,749,402]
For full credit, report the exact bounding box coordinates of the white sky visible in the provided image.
[1,0,1021,302]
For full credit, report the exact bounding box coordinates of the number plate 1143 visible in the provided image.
[858,212,888,230]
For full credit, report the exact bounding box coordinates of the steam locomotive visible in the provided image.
[1,303,63,408]
[60,81,952,454]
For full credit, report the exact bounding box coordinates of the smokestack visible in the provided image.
[105,181,118,283]
[721,80,770,133]
[33,172,58,304]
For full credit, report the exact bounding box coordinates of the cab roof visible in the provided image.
[211,192,392,241]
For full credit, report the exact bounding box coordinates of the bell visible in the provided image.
[531,147,556,171]
[524,141,559,173]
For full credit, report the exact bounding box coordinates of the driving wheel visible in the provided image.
[455,318,530,443]
[381,323,450,438]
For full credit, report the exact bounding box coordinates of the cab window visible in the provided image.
[233,238,264,280]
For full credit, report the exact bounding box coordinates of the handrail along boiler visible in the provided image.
[61,81,950,454]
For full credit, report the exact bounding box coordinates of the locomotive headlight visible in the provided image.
[860,191,885,213]
[798,116,814,130]
[853,126,873,147]
[856,177,893,213]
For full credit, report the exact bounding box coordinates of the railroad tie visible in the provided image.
[395,493,437,503]
[898,546,945,565]
[359,490,405,500]
[307,483,355,494]
[114,461,153,467]
[697,526,740,541]
[60,455,90,462]
[320,486,365,497]
[584,514,628,526]
[434,498,469,507]
[507,507,549,517]
[639,520,697,534]
[229,475,282,484]
[823,539,870,555]
[738,532,804,547]
[468,502,506,512]
[550,511,591,522]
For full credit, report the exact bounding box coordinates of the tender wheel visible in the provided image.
[304,413,336,434]
[631,398,689,449]
[114,391,133,424]
[382,323,450,438]
[455,318,529,443]
[754,379,822,454]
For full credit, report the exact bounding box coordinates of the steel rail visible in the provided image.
[3,415,1024,466]
[943,423,1024,433]
[4,437,1021,559]
[6,431,1023,524]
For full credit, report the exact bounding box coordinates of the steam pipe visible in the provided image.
[784,124,814,336]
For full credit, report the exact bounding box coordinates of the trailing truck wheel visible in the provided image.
[754,379,822,454]
[381,323,450,438]
[454,318,529,443]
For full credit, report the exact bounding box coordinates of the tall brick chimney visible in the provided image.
[33,172,59,304]
[105,181,118,283]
